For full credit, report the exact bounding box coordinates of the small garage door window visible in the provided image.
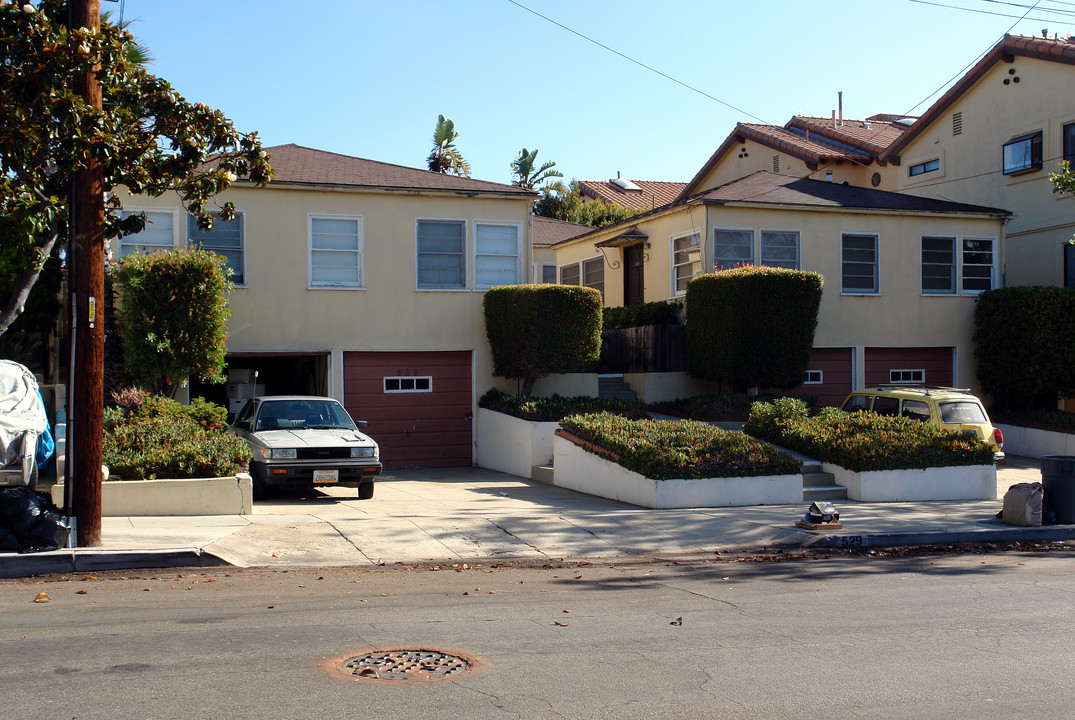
[384,376,432,393]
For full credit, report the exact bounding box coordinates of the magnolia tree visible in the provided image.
[0,0,273,336]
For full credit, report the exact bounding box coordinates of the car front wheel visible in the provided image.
[358,481,374,500]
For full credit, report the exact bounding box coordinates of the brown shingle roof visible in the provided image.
[260,144,535,196]
[577,179,687,211]
[880,34,1075,162]
[696,171,1011,216]
[532,215,592,247]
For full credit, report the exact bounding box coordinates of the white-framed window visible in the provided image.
[583,257,604,298]
[540,264,557,284]
[909,158,940,176]
[890,369,924,384]
[188,211,245,285]
[841,233,879,294]
[961,237,995,294]
[416,219,466,290]
[1002,131,1043,175]
[713,228,753,270]
[309,214,363,288]
[921,236,956,295]
[383,376,432,393]
[804,369,823,385]
[560,263,580,285]
[671,231,702,295]
[760,230,800,269]
[474,222,521,289]
[1064,121,1075,164]
[119,209,178,256]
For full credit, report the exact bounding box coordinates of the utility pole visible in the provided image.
[70,0,104,546]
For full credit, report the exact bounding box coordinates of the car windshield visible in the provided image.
[254,400,357,432]
[938,401,987,424]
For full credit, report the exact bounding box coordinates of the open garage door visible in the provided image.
[189,352,329,416]
[343,351,473,469]
[864,347,954,388]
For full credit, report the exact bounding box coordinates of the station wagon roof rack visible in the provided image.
[874,384,972,395]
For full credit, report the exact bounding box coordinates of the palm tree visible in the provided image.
[427,115,470,177]
[510,148,563,190]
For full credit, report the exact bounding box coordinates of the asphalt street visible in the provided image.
[1,549,1072,720]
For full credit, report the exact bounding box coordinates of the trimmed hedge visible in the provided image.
[479,389,647,422]
[603,301,680,330]
[991,410,1075,435]
[744,398,995,472]
[973,286,1075,411]
[559,412,802,480]
[651,392,819,421]
[103,395,250,480]
[686,266,823,390]
[484,284,602,396]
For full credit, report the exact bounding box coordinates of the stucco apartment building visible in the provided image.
[118,144,535,468]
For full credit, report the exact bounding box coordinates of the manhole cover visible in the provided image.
[329,647,487,683]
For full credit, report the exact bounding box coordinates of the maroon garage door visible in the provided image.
[760,347,853,407]
[343,351,473,469]
[864,347,954,388]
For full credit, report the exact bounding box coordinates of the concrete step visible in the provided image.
[598,376,637,401]
[802,470,838,487]
[531,465,554,485]
[803,484,848,501]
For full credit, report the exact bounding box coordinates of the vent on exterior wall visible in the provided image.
[772,155,780,172]
[953,112,963,136]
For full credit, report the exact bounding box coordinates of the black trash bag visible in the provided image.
[0,524,20,551]
[0,487,47,538]
[22,508,71,552]
[0,487,70,552]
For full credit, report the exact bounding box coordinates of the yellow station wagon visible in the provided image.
[839,385,1004,460]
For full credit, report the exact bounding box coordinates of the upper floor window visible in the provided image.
[416,219,465,289]
[671,231,702,295]
[713,228,753,270]
[921,236,955,294]
[474,223,520,289]
[1002,131,1043,175]
[188,211,244,285]
[961,237,995,294]
[1065,243,1075,290]
[540,264,557,284]
[560,263,580,285]
[841,233,878,294]
[760,230,800,269]
[119,209,176,256]
[1064,122,1075,164]
[309,215,362,288]
[909,158,940,177]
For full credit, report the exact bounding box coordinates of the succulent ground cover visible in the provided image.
[558,412,801,480]
[650,393,817,421]
[744,398,995,472]
[990,410,1075,435]
[479,389,647,422]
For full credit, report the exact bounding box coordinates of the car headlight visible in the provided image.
[351,446,375,459]
[262,448,297,460]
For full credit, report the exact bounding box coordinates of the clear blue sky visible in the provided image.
[118,0,1074,186]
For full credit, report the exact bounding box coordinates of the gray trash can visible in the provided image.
[1040,455,1075,524]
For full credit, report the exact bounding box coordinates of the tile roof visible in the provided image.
[787,116,908,157]
[532,215,592,247]
[696,171,1011,216]
[577,179,687,211]
[258,144,535,196]
[880,33,1075,162]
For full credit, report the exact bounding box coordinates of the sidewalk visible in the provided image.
[1,456,1071,578]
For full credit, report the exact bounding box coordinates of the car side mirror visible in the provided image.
[236,420,251,431]
[355,420,368,429]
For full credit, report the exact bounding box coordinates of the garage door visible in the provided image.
[864,347,953,388]
[343,351,473,469]
[801,347,854,407]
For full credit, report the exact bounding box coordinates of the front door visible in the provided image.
[623,244,645,306]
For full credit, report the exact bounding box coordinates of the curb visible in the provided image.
[798,526,1075,549]
[0,548,225,578]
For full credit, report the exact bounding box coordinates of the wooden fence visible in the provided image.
[599,325,687,374]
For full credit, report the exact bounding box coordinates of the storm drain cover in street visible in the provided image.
[330,647,487,683]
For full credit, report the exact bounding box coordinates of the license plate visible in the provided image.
[313,469,338,484]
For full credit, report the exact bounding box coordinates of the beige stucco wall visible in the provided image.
[554,201,1005,394]
[896,56,1075,287]
[692,137,899,194]
[117,183,534,404]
